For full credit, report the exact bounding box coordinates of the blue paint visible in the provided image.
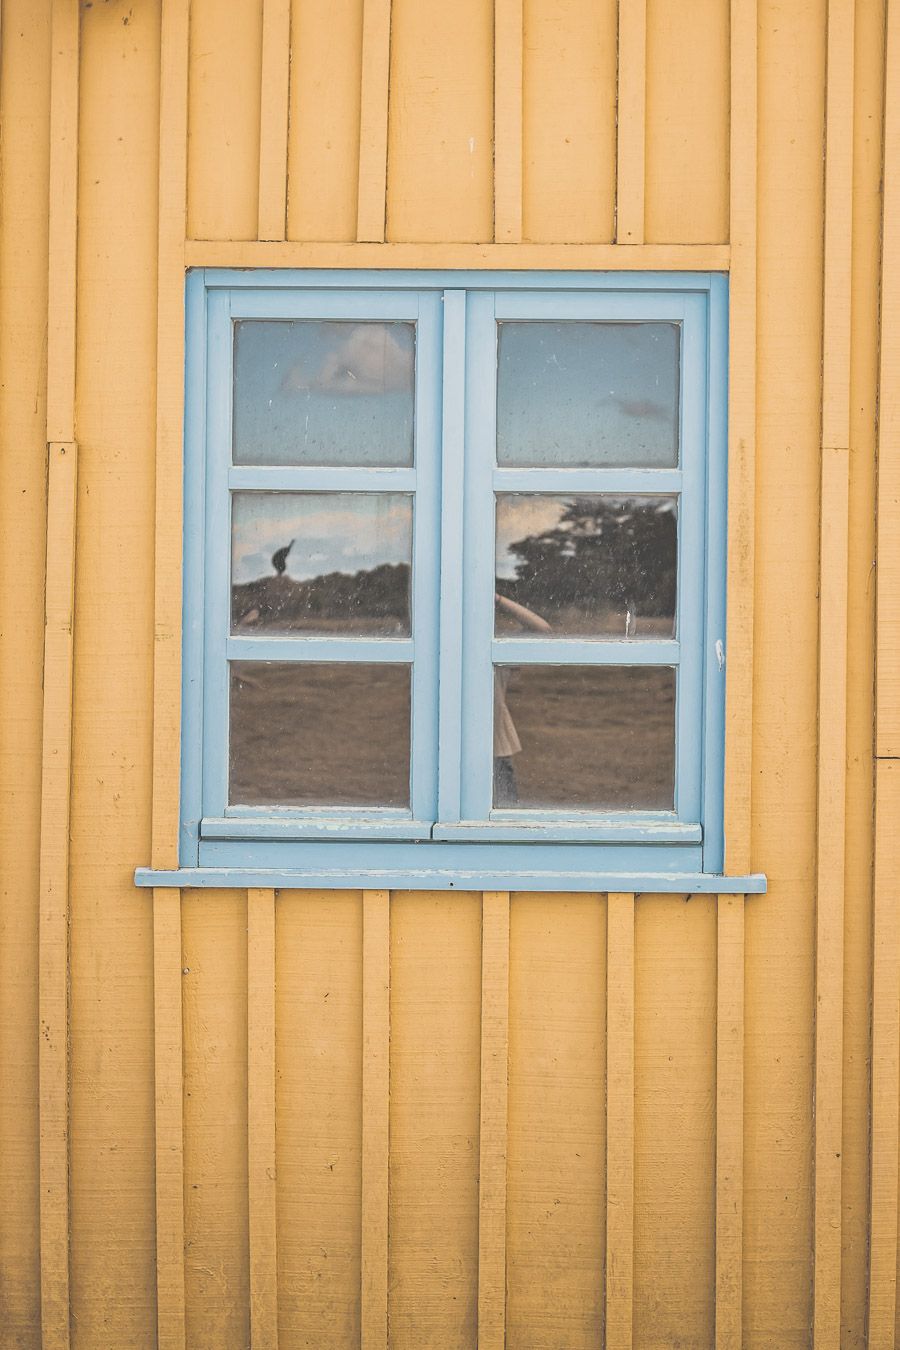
[176,269,744,888]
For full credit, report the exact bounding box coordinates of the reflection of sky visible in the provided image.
[232,492,412,583]
[497,322,679,466]
[233,321,416,466]
[495,494,677,578]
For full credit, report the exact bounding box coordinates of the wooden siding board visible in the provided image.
[477,892,510,1350]
[184,239,731,268]
[361,890,390,1350]
[605,892,634,1350]
[494,0,523,242]
[521,0,617,243]
[286,0,364,241]
[715,895,744,1350]
[615,0,646,244]
[257,0,291,241]
[356,0,392,241]
[0,2,52,1340]
[507,893,606,1349]
[153,889,187,1350]
[248,889,278,1350]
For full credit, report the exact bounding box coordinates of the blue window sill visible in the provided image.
[135,864,766,894]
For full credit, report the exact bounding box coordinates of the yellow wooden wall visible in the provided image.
[0,0,896,1346]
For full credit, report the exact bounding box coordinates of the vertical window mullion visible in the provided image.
[459,291,497,822]
[202,286,234,821]
[436,290,467,824]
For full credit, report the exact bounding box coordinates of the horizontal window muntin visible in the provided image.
[182,272,725,872]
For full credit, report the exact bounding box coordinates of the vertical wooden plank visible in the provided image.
[724,0,757,875]
[715,895,744,1350]
[606,892,634,1350]
[187,0,263,240]
[477,892,509,1350]
[0,3,52,1338]
[870,1,900,1341]
[356,0,391,241]
[869,761,900,1348]
[521,0,618,243]
[877,0,900,758]
[39,441,77,1350]
[248,889,278,1350]
[152,0,190,868]
[154,889,187,1350]
[615,0,646,243]
[814,3,854,1344]
[494,0,523,241]
[257,0,291,240]
[643,0,730,243]
[39,3,79,1343]
[361,889,390,1350]
[506,893,606,1348]
[386,0,494,242]
[45,0,78,446]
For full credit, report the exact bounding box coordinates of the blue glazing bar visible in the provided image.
[493,468,683,494]
[225,637,413,663]
[229,466,417,492]
[436,290,467,824]
[491,638,679,665]
[136,865,767,894]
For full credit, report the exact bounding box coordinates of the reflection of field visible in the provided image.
[500,665,675,809]
[229,662,410,807]
[495,605,673,639]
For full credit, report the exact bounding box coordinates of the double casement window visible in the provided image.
[182,271,728,887]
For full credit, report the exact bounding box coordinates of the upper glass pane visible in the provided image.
[233,320,415,466]
[495,494,677,638]
[496,321,680,467]
[231,492,412,636]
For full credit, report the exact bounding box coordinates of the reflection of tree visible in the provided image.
[501,498,676,617]
[233,562,410,628]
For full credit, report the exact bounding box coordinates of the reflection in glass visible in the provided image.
[229,662,411,806]
[496,321,679,467]
[231,492,412,636]
[495,495,677,638]
[492,665,675,809]
[233,320,415,466]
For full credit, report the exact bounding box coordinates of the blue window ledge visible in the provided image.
[135,864,766,894]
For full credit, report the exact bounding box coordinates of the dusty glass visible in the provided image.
[233,320,415,466]
[229,662,411,807]
[231,492,412,636]
[495,494,677,639]
[496,321,680,467]
[492,664,676,809]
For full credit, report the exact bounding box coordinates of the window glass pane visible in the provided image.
[229,662,411,807]
[231,492,412,636]
[493,665,675,809]
[496,321,679,467]
[495,494,677,638]
[233,320,415,466]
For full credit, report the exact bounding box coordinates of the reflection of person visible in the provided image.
[493,593,551,805]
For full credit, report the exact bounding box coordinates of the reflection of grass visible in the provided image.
[230,662,410,807]
[501,665,675,809]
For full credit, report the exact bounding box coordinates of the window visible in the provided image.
[181,270,728,888]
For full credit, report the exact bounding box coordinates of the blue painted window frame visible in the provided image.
[181,269,729,882]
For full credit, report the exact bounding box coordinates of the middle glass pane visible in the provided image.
[231,492,412,636]
[495,494,678,638]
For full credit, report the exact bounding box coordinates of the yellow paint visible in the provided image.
[0,0,893,1343]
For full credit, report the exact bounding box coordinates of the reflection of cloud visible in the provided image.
[232,494,412,583]
[610,396,669,422]
[281,325,413,398]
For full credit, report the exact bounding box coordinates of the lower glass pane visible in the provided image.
[493,665,675,810]
[229,662,411,807]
